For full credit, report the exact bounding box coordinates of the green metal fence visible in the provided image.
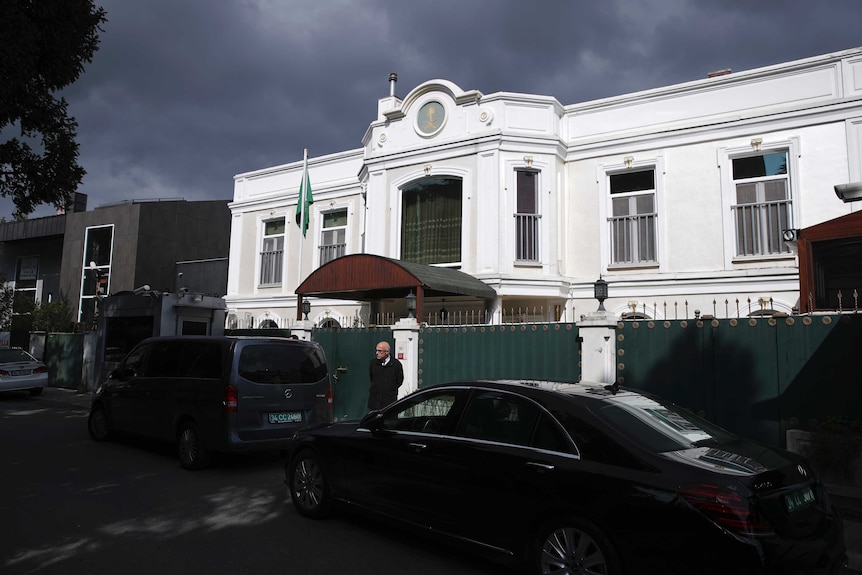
[616,314,862,448]
[418,323,581,387]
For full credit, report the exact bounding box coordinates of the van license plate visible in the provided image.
[269,412,302,424]
[784,486,815,513]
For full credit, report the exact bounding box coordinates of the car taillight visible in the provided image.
[224,384,238,412]
[327,383,333,407]
[34,366,48,374]
[679,482,774,537]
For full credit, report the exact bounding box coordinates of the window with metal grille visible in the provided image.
[259,218,285,285]
[731,152,791,257]
[609,169,656,264]
[515,170,539,262]
[319,209,347,265]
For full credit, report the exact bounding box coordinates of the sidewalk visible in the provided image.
[33,387,862,573]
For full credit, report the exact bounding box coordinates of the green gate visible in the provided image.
[418,322,581,387]
[616,314,862,448]
[313,327,391,422]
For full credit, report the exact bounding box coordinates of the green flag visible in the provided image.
[295,152,313,237]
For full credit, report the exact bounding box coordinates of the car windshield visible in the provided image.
[595,393,737,453]
[0,349,36,363]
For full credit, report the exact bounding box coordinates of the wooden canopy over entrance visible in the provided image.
[798,210,862,312]
[295,254,497,321]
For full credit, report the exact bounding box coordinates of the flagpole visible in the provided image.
[297,148,307,295]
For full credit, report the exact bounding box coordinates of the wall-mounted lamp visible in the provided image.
[524,155,533,168]
[301,299,311,320]
[624,156,634,169]
[405,290,417,319]
[424,164,432,176]
[594,276,608,312]
[751,137,763,151]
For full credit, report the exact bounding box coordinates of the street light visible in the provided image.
[301,299,310,320]
[594,276,608,312]
[405,290,417,319]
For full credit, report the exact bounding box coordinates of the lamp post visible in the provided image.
[594,276,608,312]
[301,299,311,321]
[405,290,417,319]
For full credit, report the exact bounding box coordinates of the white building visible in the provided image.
[226,47,862,329]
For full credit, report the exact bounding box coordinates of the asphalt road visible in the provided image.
[0,388,513,575]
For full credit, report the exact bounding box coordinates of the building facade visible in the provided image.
[226,47,862,329]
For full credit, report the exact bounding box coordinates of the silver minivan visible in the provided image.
[87,336,331,469]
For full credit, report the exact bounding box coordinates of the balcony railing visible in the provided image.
[609,212,656,264]
[319,242,346,266]
[259,249,283,285]
[515,213,540,262]
[732,199,792,256]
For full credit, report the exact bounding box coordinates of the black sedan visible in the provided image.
[284,380,847,574]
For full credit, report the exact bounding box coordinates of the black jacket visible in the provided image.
[368,356,404,410]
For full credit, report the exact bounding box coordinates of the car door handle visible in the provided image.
[408,442,428,452]
[526,461,555,472]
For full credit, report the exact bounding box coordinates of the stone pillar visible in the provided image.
[290,320,314,341]
[391,317,420,399]
[577,311,617,384]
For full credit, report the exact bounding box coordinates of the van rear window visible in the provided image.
[238,344,328,384]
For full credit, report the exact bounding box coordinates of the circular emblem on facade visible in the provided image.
[416,100,446,137]
[284,389,292,399]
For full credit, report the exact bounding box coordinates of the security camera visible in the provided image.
[178,287,190,297]
[133,285,151,296]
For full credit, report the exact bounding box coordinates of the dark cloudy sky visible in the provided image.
[9,0,862,218]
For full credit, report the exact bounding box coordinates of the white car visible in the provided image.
[0,348,48,395]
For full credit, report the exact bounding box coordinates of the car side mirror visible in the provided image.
[359,410,385,431]
[110,367,136,381]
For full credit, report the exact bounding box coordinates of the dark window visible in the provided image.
[238,344,328,384]
[401,177,462,264]
[180,342,223,379]
[381,390,460,433]
[532,413,574,454]
[515,170,539,261]
[104,317,154,362]
[551,407,644,468]
[455,391,540,446]
[144,341,183,377]
[121,343,149,377]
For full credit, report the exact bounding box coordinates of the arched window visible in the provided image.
[401,177,462,264]
[259,319,278,329]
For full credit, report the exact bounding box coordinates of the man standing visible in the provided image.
[368,341,404,410]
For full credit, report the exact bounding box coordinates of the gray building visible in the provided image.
[0,197,231,344]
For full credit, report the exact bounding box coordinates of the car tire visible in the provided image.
[288,450,333,519]
[177,422,211,470]
[532,517,621,575]
[28,387,43,396]
[88,404,113,441]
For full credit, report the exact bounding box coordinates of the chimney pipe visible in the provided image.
[389,72,398,97]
